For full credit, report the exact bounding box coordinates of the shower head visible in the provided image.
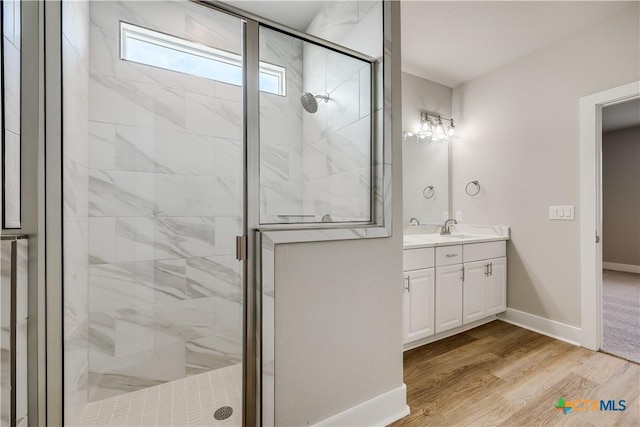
[300,92,329,114]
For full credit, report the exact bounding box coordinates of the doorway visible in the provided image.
[600,99,640,362]
[579,80,640,354]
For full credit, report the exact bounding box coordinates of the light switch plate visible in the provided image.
[456,211,463,222]
[549,205,575,220]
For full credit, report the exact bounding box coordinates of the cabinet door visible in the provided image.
[463,260,487,324]
[435,264,463,333]
[486,257,507,315]
[403,268,435,344]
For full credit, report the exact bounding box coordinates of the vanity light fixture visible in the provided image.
[402,112,458,143]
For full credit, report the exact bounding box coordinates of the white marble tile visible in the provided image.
[185,176,241,217]
[259,92,302,147]
[185,333,242,375]
[63,158,90,220]
[4,131,21,227]
[185,93,241,138]
[185,6,242,55]
[360,66,372,119]
[63,37,90,166]
[214,138,242,178]
[88,260,187,314]
[340,0,383,58]
[327,73,361,134]
[303,142,329,181]
[3,37,20,134]
[153,217,221,259]
[359,0,378,20]
[88,122,116,170]
[89,343,186,402]
[63,0,90,66]
[185,256,241,301]
[306,1,359,43]
[89,169,156,217]
[326,115,371,174]
[154,174,187,217]
[114,217,156,262]
[90,75,186,131]
[89,217,116,265]
[326,49,367,94]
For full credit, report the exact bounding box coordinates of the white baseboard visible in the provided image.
[498,308,582,346]
[603,262,640,274]
[313,384,409,427]
[403,316,497,351]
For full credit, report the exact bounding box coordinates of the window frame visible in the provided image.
[119,21,287,96]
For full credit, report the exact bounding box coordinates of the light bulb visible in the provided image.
[434,117,446,138]
[447,119,455,137]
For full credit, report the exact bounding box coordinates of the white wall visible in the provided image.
[402,73,451,225]
[451,6,640,327]
[273,1,404,425]
[602,126,640,267]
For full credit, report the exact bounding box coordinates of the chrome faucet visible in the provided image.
[409,217,420,226]
[441,218,457,235]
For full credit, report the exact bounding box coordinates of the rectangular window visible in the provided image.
[120,22,286,96]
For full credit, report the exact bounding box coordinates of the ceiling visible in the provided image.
[603,98,640,133]
[224,0,324,31]
[401,1,637,88]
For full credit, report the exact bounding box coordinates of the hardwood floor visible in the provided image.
[393,321,639,426]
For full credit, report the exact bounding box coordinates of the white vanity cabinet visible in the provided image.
[402,248,435,344]
[434,246,463,333]
[462,242,507,324]
[403,238,508,348]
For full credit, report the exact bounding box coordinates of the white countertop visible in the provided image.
[403,224,510,249]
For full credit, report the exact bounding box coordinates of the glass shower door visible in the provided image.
[62,2,246,425]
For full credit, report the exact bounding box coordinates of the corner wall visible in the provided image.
[451,6,640,328]
[273,1,405,425]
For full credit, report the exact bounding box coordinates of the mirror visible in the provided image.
[401,73,453,226]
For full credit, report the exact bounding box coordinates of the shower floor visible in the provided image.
[79,364,242,427]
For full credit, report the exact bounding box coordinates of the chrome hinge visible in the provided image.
[236,235,247,261]
[461,267,465,281]
[595,233,600,243]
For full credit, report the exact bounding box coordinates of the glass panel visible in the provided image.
[258,26,373,224]
[62,2,244,425]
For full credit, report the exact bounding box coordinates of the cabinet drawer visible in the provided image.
[464,241,506,262]
[435,245,462,266]
[403,248,435,271]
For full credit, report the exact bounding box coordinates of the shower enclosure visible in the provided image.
[57,0,378,425]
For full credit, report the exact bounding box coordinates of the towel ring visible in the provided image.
[423,185,435,199]
[465,180,480,196]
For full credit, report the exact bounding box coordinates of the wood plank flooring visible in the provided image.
[392,321,639,426]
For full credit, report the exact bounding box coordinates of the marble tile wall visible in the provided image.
[301,1,383,222]
[85,1,243,402]
[258,27,305,223]
[63,0,91,424]
[3,0,22,228]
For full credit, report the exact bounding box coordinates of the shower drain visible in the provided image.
[214,406,234,421]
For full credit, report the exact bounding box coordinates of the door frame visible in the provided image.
[579,80,640,351]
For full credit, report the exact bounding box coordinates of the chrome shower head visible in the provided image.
[300,92,329,114]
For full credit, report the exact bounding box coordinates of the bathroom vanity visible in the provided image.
[402,226,509,350]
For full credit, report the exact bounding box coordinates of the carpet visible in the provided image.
[602,269,640,364]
